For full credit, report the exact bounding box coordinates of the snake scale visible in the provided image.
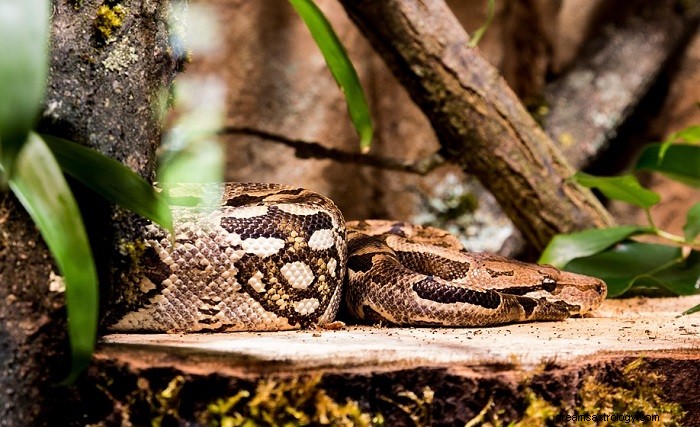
[108,183,607,332]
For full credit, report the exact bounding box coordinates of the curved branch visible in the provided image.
[222,126,445,175]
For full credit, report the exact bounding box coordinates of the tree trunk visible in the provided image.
[338,0,614,250]
[0,1,178,424]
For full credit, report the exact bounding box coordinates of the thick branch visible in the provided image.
[339,0,614,250]
[223,126,445,175]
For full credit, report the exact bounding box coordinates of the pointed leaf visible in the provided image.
[564,242,683,297]
[658,126,700,160]
[9,133,98,383]
[649,250,700,296]
[572,172,661,208]
[635,144,700,188]
[682,304,700,316]
[0,0,50,176]
[42,134,173,233]
[684,202,700,242]
[538,225,650,268]
[288,0,373,152]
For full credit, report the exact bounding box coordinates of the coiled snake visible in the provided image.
[109,183,606,332]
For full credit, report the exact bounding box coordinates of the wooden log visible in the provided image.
[65,295,700,425]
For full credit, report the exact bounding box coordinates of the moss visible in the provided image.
[379,386,434,426]
[151,376,186,427]
[102,36,140,72]
[200,375,382,427]
[573,359,685,426]
[118,238,148,272]
[94,360,684,426]
[473,359,685,426]
[95,4,127,42]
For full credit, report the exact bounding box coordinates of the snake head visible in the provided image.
[543,268,607,316]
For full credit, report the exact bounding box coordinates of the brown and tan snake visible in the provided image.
[108,183,606,332]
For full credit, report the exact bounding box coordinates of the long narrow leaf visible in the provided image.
[539,225,650,268]
[0,0,50,176]
[43,134,173,233]
[682,304,700,316]
[636,144,700,188]
[288,0,373,152]
[468,0,495,47]
[9,133,98,383]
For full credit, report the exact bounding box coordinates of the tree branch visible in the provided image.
[222,126,445,175]
[339,0,614,250]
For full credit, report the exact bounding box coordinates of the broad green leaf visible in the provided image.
[42,134,173,233]
[538,225,650,268]
[0,0,50,176]
[658,126,700,160]
[649,250,700,296]
[636,144,700,188]
[684,202,700,242]
[564,242,683,297]
[9,133,98,383]
[288,0,373,152]
[572,172,661,208]
[468,0,495,48]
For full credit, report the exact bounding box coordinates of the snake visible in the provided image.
[107,183,607,332]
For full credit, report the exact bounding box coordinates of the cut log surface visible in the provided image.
[88,296,700,425]
[103,295,700,370]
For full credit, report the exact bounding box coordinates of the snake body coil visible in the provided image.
[109,183,606,332]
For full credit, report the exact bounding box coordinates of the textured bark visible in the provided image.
[0,0,178,424]
[338,0,614,250]
[544,0,700,169]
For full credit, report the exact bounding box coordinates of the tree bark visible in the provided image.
[544,0,699,169]
[0,1,178,424]
[338,0,614,250]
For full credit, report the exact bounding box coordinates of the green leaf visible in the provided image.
[658,126,700,160]
[538,225,650,268]
[635,144,700,188]
[684,202,700,242]
[8,133,98,383]
[649,250,700,296]
[42,134,173,233]
[288,0,373,152]
[0,0,50,177]
[682,303,700,316]
[468,0,495,47]
[572,172,661,208]
[674,125,700,143]
[564,242,683,297]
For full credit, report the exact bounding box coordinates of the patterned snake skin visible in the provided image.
[108,183,607,332]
